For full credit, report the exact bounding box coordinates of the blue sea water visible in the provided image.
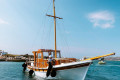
[85,61,120,80]
[0,61,120,80]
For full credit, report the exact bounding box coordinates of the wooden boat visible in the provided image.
[26,0,115,80]
[27,49,91,80]
[26,0,91,80]
[26,51,114,79]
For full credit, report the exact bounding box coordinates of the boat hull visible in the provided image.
[27,60,91,80]
[56,65,89,80]
[32,65,89,80]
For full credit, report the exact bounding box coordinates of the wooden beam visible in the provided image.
[82,53,115,61]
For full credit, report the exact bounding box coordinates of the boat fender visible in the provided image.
[46,68,51,77]
[51,69,56,77]
[22,62,27,72]
[29,69,34,76]
[46,62,53,77]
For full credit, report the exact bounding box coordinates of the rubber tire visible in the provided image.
[51,69,56,77]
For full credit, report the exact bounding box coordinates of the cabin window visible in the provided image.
[38,53,41,58]
[53,52,61,58]
[43,52,54,59]
[43,52,49,59]
[51,52,55,58]
[57,52,61,58]
[42,51,61,59]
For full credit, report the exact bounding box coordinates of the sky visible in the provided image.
[0,0,120,58]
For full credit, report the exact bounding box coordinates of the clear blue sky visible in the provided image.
[0,0,120,58]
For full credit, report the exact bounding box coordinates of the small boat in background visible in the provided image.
[98,61,106,64]
[98,58,106,64]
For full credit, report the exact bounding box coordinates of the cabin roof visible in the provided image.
[32,49,60,53]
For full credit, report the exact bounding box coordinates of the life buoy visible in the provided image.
[46,61,57,77]
[46,62,53,77]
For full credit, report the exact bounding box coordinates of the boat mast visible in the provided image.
[46,0,63,58]
[53,0,57,58]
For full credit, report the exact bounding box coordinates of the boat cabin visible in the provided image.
[31,49,77,69]
[32,49,61,68]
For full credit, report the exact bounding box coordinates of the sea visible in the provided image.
[0,61,120,80]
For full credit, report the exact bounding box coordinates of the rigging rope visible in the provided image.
[56,20,73,58]
[27,0,53,54]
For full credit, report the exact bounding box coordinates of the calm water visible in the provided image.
[0,61,120,80]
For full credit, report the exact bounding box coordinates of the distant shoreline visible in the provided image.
[0,59,26,62]
[0,53,34,62]
[104,57,120,61]
[1,57,120,62]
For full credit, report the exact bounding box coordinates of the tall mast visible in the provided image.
[46,0,63,58]
[53,0,57,58]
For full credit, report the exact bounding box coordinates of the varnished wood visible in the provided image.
[53,0,57,58]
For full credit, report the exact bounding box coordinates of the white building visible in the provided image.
[0,50,8,56]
